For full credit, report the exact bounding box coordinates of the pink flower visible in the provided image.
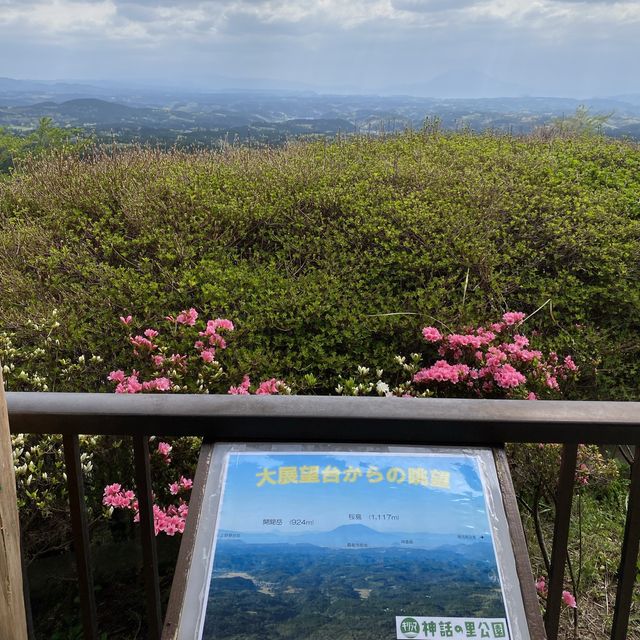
[413,361,470,384]
[211,318,234,332]
[564,355,578,372]
[228,375,251,395]
[176,308,198,326]
[200,319,235,350]
[130,335,156,352]
[180,476,193,490]
[114,372,143,394]
[493,364,526,389]
[255,378,283,395]
[200,348,216,363]
[514,334,529,347]
[169,353,188,370]
[422,326,443,342]
[107,370,126,383]
[158,442,172,457]
[144,328,159,339]
[527,392,538,400]
[169,482,180,495]
[141,377,172,392]
[152,355,165,368]
[102,484,137,509]
[562,590,577,608]
[546,375,560,390]
[502,311,526,326]
[153,377,172,391]
[104,483,121,497]
[535,577,547,595]
[120,315,133,325]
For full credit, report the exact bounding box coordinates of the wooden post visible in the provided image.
[0,366,28,639]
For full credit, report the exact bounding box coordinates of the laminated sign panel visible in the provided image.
[163,443,544,640]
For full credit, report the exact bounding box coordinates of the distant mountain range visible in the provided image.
[2,77,640,142]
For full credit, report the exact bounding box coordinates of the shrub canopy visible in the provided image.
[1,131,639,398]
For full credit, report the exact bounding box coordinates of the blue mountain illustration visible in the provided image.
[217,523,490,553]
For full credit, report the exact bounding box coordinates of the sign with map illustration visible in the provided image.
[167,445,532,640]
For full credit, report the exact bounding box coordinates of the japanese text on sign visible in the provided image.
[396,617,509,639]
[256,465,450,489]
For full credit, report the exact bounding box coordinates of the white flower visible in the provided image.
[376,381,390,396]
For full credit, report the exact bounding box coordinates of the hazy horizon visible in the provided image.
[1,0,639,100]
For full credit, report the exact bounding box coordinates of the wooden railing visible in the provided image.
[6,393,640,640]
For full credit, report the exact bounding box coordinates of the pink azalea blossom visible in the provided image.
[152,355,165,368]
[141,377,172,392]
[493,364,526,389]
[422,326,443,342]
[114,371,143,394]
[120,315,133,325]
[256,378,284,395]
[546,375,560,390]
[144,328,159,339]
[228,375,251,395]
[562,590,577,608]
[157,442,172,457]
[130,335,156,352]
[176,308,198,326]
[413,361,470,384]
[107,370,126,383]
[502,311,526,326]
[169,353,188,370]
[535,577,547,595]
[104,483,121,496]
[200,348,216,363]
[527,392,538,400]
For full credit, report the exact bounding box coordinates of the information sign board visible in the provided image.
[164,444,535,640]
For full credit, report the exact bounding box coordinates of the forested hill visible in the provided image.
[2,92,640,144]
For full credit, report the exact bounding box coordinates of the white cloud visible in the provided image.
[0,0,638,95]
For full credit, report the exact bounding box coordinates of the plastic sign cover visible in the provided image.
[177,444,530,640]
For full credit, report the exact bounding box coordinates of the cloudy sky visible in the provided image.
[1,0,639,97]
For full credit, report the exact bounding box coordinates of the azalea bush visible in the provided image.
[102,308,290,535]
[336,311,578,399]
[107,309,290,396]
[101,308,583,537]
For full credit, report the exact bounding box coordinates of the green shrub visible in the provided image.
[1,132,639,398]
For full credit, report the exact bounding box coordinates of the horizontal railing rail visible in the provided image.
[6,393,640,640]
[7,393,640,443]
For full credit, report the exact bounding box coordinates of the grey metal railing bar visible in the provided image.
[63,433,99,640]
[6,394,640,444]
[544,444,578,640]
[612,445,640,640]
[133,435,163,640]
